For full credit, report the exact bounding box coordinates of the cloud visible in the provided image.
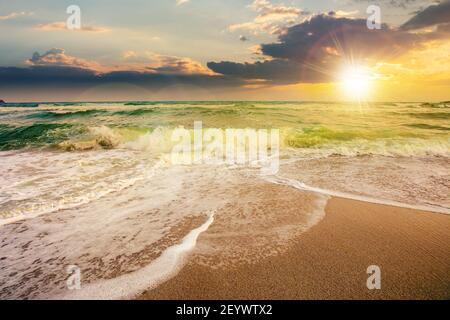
[352,0,431,9]
[401,0,450,30]
[249,0,301,16]
[26,48,102,71]
[0,48,241,94]
[0,65,242,93]
[436,21,450,33]
[176,0,190,6]
[208,59,327,84]
[0,11,33,21]
[331,10,359,17]
[210,13,448,84]
[35,21,110,32]
[259,15,422,62]
[25,48,215,76]
[122,50,138,59]
[228,0,308,35]
[147,53,215,75]
[2,4,450,97]
[121,51,214,75]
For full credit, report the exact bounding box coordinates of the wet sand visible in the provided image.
[140,197,450,300]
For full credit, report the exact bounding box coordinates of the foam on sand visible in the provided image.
[59,211,216,300]
[264,175,450,215]
[0,151,165,226]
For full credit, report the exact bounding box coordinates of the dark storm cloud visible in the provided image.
[0,66,97,84]
[0,65,243,89]
[0,48,245,94]
[208,14,431,84]
[207,60,295,82]
[436,21,450,32]
[208,59,329,84]
[260,15,421,61]
[400,0,450,30]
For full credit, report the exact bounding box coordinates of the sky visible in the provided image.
[0,0,449,102]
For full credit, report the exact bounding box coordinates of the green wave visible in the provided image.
[0,123,77,150]
[283,126,421,148]
[124,101,161,106]
[26,110,107,120]
[113,108,159,116]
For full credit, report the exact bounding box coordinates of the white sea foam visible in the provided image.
[59,211,216,300]
[264,175,450,215]
[0,150,165,226]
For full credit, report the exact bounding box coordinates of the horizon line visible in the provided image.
[1,99,448,104]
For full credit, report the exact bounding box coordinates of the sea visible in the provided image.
[0,101,448,299]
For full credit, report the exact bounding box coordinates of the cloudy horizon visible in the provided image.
[1,0,449,102]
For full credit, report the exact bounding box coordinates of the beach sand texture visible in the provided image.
[141,197,450,300]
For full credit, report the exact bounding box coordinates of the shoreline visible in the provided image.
[140,196,450,300]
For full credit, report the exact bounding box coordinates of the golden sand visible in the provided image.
[140,197,450,300]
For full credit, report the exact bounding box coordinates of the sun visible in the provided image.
[339,65,373,100]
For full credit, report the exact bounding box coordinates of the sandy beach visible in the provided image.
[0,101,448,300]
[140,197,450,300]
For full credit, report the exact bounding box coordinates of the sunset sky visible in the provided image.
[0,0,449,102]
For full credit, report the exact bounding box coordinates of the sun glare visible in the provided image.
[340,65,372,100]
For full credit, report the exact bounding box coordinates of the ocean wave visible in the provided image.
[407,123,450,131]
[37,102,83,107]
[0,102,448,159]
[0,123,75,150]
[284,138,450,158]
[124,101,161,106]
[408,112,450,120]
[114,125,450,158]
[26,109,108,120]
[56,126,122,151]
[1,121,449,159]
[283,126,422,148]
[113,108,159,116]
[0,103,40,108]
[420,102,450,108]
[0,149,164,225]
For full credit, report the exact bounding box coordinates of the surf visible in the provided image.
[263,175,450,215]
[59,211,216,300]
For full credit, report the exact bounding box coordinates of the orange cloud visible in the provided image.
[26,48,103,71]
[0,12,33,20]
[122,51,215,75]
[35,21,110,33]
[228,0,306,35]
[25,48,214,76]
